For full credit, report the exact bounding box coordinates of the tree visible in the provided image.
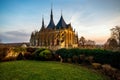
[111,26,120,47]
[106,38,118,48]
[79,36,86,47]
[86,40,95,46]
[109,38,117,48]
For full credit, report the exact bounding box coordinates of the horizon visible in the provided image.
[0,0,120,44]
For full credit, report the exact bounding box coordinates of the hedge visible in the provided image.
[55,48,120,69]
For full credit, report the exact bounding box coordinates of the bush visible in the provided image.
[55,48,120,69]
[56,48,69,62]
[33,48,53,61]
[68,48,80,56]
[101,64,119,79]
[13,47,26,53]
[92,63,102,69]
[26,47,37,53]
[86,56,94,64]
[67,58,72,63]
[17,53,24,60]
[72,55,79,63]
[55,48,69,59]
[0,47,9,61]
[79,54,86,64]
[39,49,53,60]
[33,48,46,60]
[54,54,60,61]
[24,52,32,60]
[115,72,120,80]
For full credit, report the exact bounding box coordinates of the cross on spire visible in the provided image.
[61,9,63,16]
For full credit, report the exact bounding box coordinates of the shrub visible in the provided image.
[92,63,102,69]
[110,51,120,69]
[13,47,26,53]
[33,48,53,61]
[102,64,112,75]
[115,72,120,80]
[67,58,72,63]
[55,48,120,69]
[86,56,94,64]
[0,47,9,61]
[33,48,46,60]
[17,53,24,60]
[68,48,80,56]
[102,64,118,79]
[26,47,37,53]
[24,52,32,60]
[39,49,53,60]
[55,48,69,58]
[54,54,60,61]
[79,54,86,63]
[109,68,117,78]
[72,55,79,63]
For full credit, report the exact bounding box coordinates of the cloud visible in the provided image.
[69,11,120,44]
[0,30,30,43]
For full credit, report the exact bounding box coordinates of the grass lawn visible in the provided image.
[0,61,109,80]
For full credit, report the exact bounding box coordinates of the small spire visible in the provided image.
[40,15,45,31]
[61,9,62,16]
[51,2,53,10]
[51,3,53,19]
[42,15,44,27]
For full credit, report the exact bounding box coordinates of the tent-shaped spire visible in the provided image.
[47,6,55,29]
[56,12,67,29]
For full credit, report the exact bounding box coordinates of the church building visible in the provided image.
[30,8,78,49]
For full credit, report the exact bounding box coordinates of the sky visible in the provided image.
[0,0,120,44]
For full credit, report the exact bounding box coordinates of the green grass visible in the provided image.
[0,61,109,80]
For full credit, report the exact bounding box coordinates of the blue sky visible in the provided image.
[0,0,120,44]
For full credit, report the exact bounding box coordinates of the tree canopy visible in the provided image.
[111,26,120,46]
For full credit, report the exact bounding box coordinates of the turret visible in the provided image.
[40,16,45,31]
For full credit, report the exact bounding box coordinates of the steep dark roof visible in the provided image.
[47,19,55,29]
[47,9,55,29]
[56,15,67,29]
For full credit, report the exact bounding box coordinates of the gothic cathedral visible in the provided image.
[30,8,78,49]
